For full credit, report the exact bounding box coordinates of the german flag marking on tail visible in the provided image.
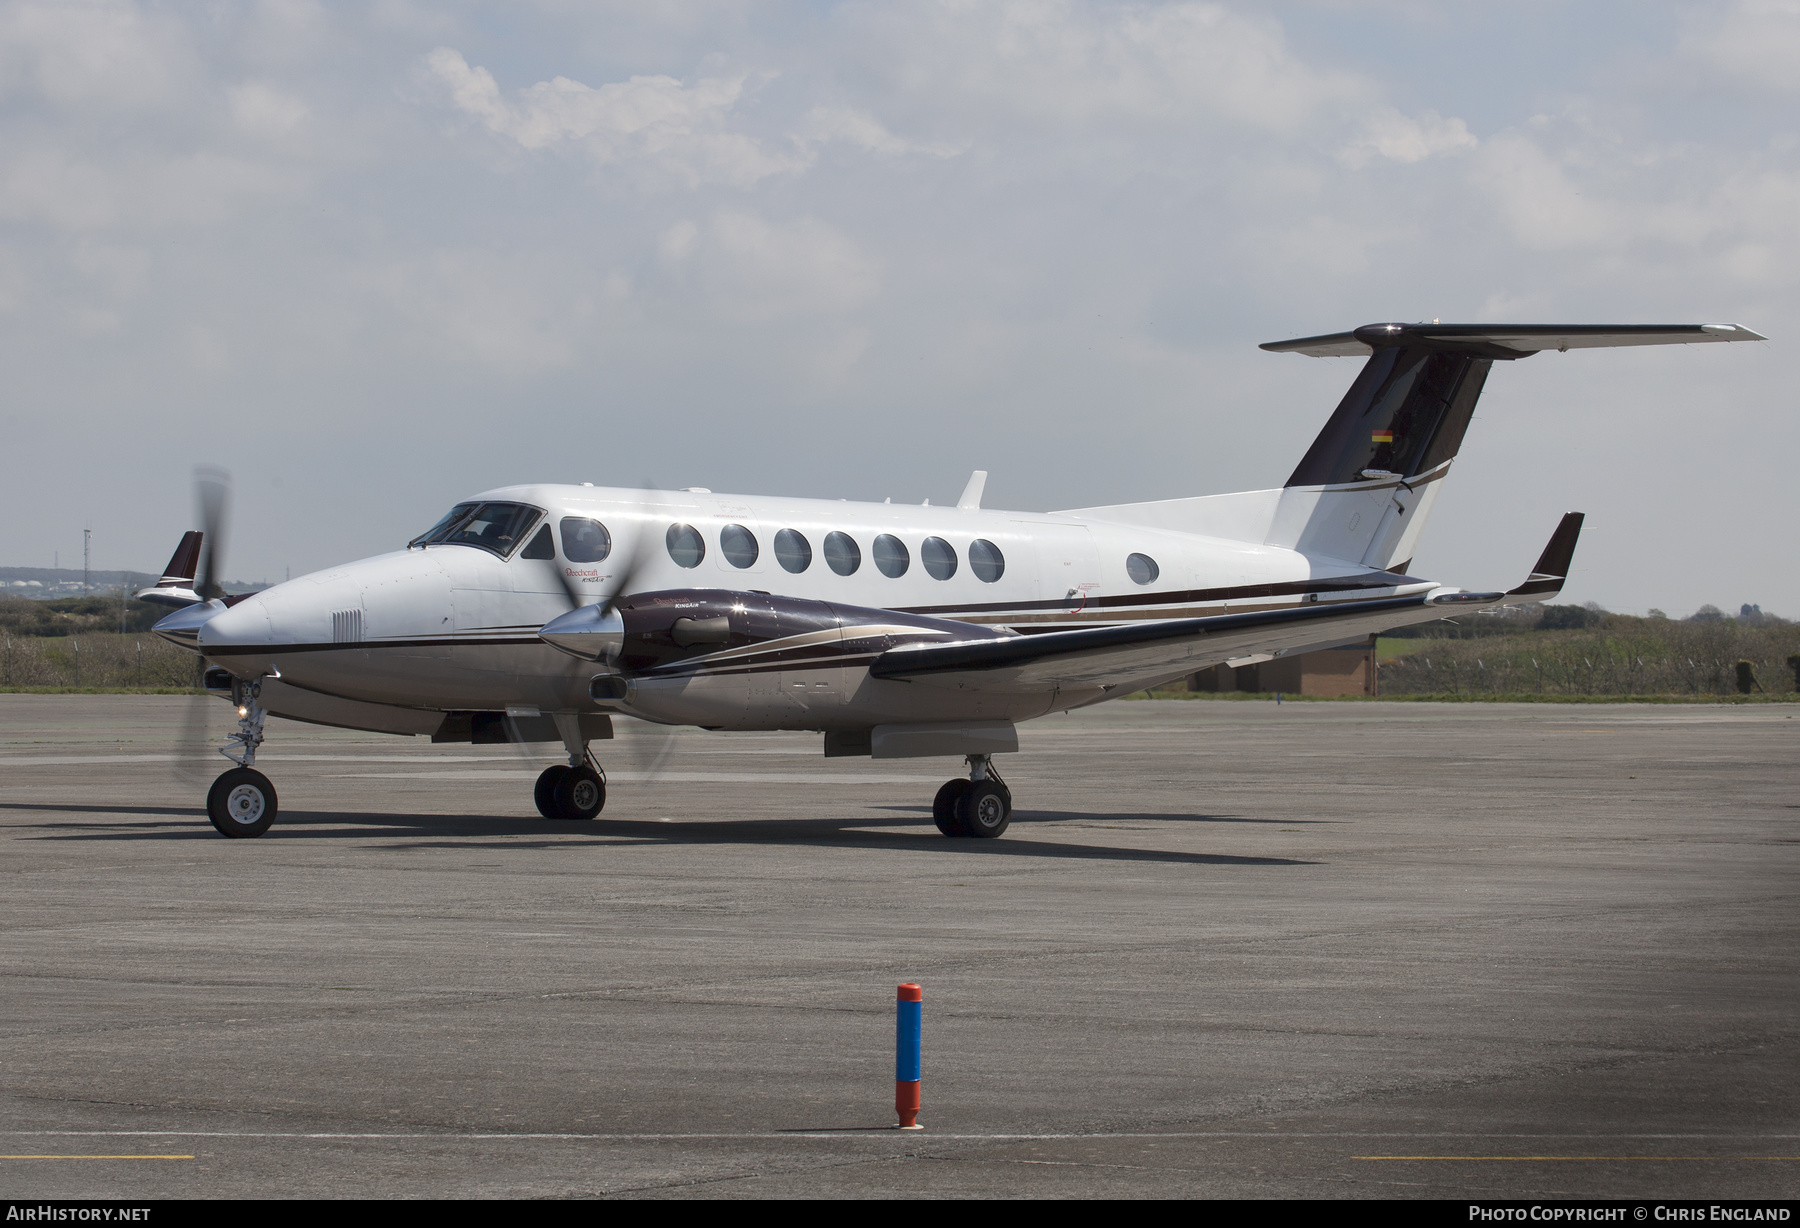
[1371,429,1394,444]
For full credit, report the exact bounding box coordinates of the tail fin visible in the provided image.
[135,531,205,609]
[1262,322,1762,570]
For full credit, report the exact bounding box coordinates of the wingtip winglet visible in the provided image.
[1506,512,1584,599]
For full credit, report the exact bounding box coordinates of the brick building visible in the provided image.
[1188,635,1377,697]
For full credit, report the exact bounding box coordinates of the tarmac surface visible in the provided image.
[0,694,1795,1200]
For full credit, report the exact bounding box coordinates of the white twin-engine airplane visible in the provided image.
[144,321,1762,839]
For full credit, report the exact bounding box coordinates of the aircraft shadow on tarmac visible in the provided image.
[5,802,1313,866]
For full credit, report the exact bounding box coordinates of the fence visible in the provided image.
[1378,618,1800,697]
[0,632,203,689]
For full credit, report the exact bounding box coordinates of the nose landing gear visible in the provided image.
[932,754,1012,839]
[206,681,279,838]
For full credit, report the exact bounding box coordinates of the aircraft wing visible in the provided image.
[869,514,1583,696]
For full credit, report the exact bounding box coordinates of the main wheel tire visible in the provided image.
[957,780,1011,838]
[553,765,605,820]
[933,778,971,837]
[534,765,571,819]
[206,767,278,838]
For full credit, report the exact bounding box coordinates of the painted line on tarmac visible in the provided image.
[7,1131,1798,1143]
[1,1154,192,1160]
[326,771,942,784]
[1356,1155,1798,1162]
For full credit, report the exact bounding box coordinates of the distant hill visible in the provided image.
[0,567,260,599]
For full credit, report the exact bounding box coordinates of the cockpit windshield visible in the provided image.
[409,502,542,558]
[410,503,477,549]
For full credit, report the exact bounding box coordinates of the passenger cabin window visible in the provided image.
[425,502,541,559]
[824,531,861,576]
[874,534,909,578]
[521,524,555,560]
[775,529,812,573]
[667,523,705,568]
[969,539,1005,583]
[720,524,759,569]
[1126,553,1160,585]
[921,536,956,581]
[560,517,612,563]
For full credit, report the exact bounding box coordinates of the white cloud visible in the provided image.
[1338,107,1478,169]
[1687,0,1800,92]
[1469,127,1800,284]
[374,248,595,375]
[658,211,881,324]
[799,107,966,158]
[227,81,310,137]
[853,0,1370,132]
[426,47,806,188]
[0,0,194,108]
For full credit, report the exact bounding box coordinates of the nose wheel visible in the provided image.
[534,762,606,820]
[207,766,279,838]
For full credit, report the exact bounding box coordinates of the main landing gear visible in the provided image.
[534,715,607,820]
[534,755,607,820]
[206,682,278,838]
[932,754,1012,839]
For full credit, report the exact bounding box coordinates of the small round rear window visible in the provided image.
[1126,553,1159,585]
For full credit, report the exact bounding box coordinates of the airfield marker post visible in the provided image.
[896,983,923,1129]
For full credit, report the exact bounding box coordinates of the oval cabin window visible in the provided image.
[873,534,910,578]
[1126,552,1159,585]
[560,517,611,563]
[824,531,861,576]
[666,523,706,569]
[720,524,759,569]
[774,528,812,573]
[969,539,1005,583]
[921,536,957,581]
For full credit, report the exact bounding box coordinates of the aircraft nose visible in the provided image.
[151,600,224,648]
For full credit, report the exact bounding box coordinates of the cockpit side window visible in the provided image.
[432,502,543,559]
[520,524,555,560]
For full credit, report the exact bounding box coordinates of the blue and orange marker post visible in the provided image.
[896,983,923,1130]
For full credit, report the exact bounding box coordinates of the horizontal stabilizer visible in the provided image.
[1262,322,1765,359]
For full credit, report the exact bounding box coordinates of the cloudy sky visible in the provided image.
[1,0,1793,615]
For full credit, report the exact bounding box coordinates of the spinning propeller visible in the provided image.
[522,486,683,777]
[174,466,233,781]
[532,486,687,777]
